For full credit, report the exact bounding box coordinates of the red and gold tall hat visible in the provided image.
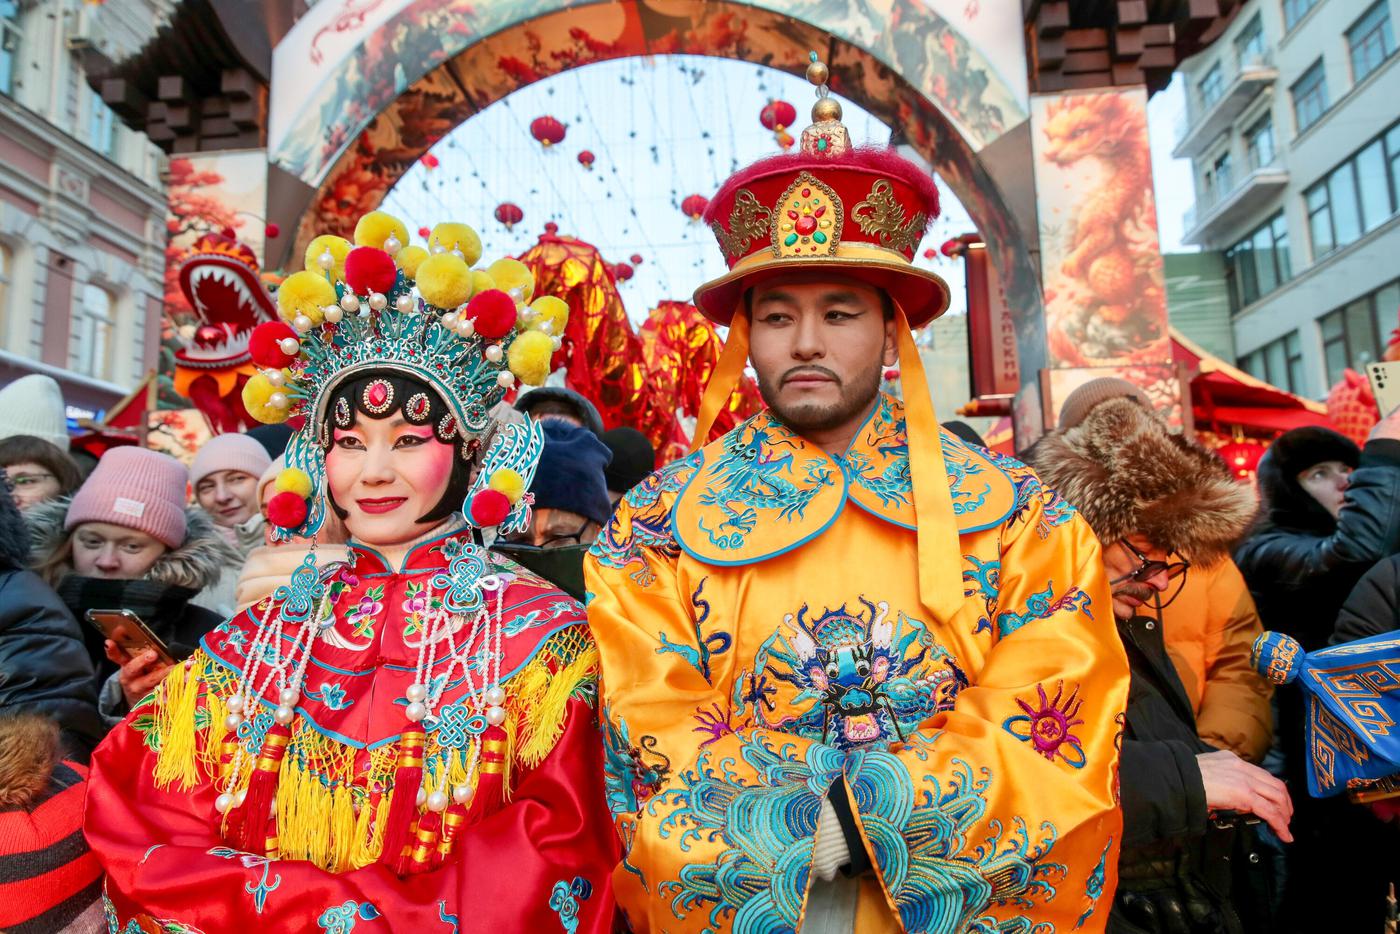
[693,56,950,328]
[689,56,967,627]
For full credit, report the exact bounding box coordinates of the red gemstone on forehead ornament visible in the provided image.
[368,382,389,407]
[795,215,817,236]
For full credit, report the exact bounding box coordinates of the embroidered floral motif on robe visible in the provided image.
[586,395,1129,934]
[84,527,617,933]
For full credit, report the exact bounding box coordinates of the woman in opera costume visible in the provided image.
[83,211,617,932]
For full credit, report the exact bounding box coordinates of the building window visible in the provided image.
[1319,278,1400,386]
[1291,60,1329,133]
[1235,15,1266,65]
[1224,211,1291,310]
[87,87,115,157]
[1348,1,1395,83]
[1284,0,1320,31]
[1240,332,1305,392]
[1246,115,1275,169]
[1199,63,1225,109]
[1305,119,1400,259]
[0,0,19,97]
[74,283,114,381]
[1212,150,1234,194]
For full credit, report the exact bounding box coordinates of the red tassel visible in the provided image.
[407,810,442,874]
[464,725,508,825]
[432,803,468,868]
[235,724,291,852]
[378,725,425,868]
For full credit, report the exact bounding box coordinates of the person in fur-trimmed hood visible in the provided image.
[1034,396,1289,934]
[25,447,240,722]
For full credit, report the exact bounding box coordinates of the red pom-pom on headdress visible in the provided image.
[344,246,398,296]
[466,290,518,340]
[266,491,309,529]
[249,321,300,368]
[469,488,511,527]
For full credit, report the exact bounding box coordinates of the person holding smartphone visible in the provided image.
[26,446,239,716]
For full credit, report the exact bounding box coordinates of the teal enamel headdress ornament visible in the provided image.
[241,211,569,542]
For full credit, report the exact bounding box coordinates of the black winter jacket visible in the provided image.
[1332,553,1400,643]
[1235,438,1400,653]
[0,483,102,761]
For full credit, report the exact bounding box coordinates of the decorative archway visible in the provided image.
[266,0,1051,381]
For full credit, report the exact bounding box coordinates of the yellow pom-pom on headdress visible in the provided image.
[468,270,496,298]
[304,235,352,282]
[521,295,569,334]
[415,253,473,309]
[273,467,314,499]
[276,271,337,327]
[507,329,555,387]
[353,211,410,254]
[242,371,292,424]
[396,245,429,280]
[487,467,526,504]
[430,223,483,266]
[486,258,534,302]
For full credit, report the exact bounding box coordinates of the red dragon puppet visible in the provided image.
[173,231,280,432]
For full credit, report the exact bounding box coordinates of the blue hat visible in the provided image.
[529,420,614,527]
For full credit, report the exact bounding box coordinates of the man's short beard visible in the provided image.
[756,359,885,436]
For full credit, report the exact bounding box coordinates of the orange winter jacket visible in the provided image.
[1153,558,1273,762]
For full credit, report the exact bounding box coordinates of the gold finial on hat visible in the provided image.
[801,52,850,157]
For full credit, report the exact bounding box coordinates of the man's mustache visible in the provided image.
[781,366,841,386]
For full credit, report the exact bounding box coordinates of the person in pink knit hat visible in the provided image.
[190,433,271,550]
[27,447,239,725]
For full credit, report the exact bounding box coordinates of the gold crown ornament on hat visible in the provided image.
[692,54,949,329]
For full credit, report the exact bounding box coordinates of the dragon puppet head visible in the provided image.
[174,229,279,431]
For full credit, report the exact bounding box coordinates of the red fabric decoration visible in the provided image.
[344,247,398,296]
[266,492,309,529]
[249,321,299,368]
[467,290,517,339]
[470,489,511,527]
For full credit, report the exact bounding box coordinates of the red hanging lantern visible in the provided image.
[681,194,709,222]
[1216,438,1266,480]
[922,247,936,259]
[612,262,634,282]
[577,150,595,170]
[264,223,280,239]
[494,202,524,230]
[421,153,440,170]
[940,237,963,258]
[418,226,431,240]
[760,100,797,133]
[630,254,643,265]
[530,115,566,147]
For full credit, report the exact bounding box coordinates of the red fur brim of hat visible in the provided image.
[703,147,941,224]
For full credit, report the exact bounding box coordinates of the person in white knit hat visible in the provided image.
[0,375,70,450]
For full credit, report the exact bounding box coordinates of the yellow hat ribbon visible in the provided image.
[892,306,965,626]
[689,310,750,454]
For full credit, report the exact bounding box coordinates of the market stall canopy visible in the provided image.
[1172,327,1331,435]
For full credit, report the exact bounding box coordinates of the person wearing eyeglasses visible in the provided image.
[0,434,82,511]
[1057,379,1274,766]
[1035,394,1290,934]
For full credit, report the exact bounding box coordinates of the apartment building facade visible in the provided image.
[1174,0,1399,398]
[0,0,171,419]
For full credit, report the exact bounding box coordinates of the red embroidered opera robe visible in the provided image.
[84,528,617,932]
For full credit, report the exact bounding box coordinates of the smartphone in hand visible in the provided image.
[84,609,175,666]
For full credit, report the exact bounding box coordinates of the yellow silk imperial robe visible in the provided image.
[585,394,1129,934]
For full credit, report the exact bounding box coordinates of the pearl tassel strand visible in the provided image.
[404,574,507,811]
[214,590,331,816]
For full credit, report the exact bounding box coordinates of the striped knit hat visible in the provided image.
[0,716,102,932]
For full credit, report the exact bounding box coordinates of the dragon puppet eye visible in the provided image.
[855,660,871,677]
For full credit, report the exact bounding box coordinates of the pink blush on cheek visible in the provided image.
[402,438,456,499]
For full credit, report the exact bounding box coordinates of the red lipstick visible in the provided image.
[356,497,406,515]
